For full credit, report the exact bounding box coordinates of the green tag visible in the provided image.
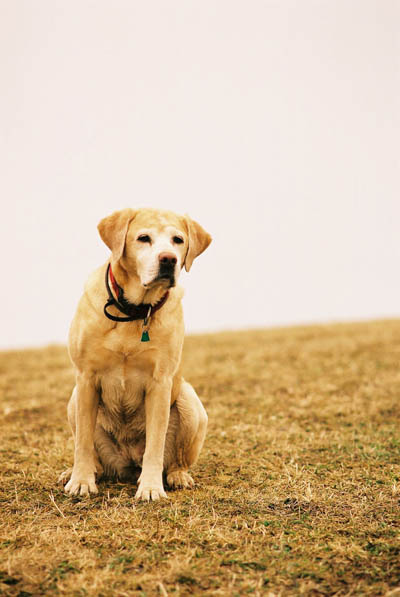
[141,330,150,342]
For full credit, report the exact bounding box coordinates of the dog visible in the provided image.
[59,208,211,500]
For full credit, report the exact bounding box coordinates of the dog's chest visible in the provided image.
[102,324,143,355]
[96,362,147,436]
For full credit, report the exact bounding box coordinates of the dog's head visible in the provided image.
[98,208,212,289]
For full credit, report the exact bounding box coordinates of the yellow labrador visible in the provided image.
[60,208,211,500]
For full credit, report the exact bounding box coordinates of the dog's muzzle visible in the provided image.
[157,253,177,287]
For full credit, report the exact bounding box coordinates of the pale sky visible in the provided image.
[1,0,399,349]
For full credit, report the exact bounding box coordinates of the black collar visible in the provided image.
[104,263,169,323]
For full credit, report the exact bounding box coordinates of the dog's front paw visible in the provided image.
[64,469,98,496]
[167,470,195,489]
[135,473,167,501]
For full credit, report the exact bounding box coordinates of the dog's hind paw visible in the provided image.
[166,470,195,489]
[58,468,73,485]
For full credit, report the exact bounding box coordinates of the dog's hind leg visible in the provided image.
[164,381,208,489]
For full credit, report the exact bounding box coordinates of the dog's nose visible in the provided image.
[159,252,177,266]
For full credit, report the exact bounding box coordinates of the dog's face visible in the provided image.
[98,208,211,289]
[125,211,188,289]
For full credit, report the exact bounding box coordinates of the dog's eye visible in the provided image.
[137,235,151,243]
[173,236,184,244]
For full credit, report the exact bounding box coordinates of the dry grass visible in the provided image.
[1,320,400,596]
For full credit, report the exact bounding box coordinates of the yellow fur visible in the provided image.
[60,208,211,500]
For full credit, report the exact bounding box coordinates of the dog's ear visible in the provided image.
[98,208,137,261]
[183,215,212,272]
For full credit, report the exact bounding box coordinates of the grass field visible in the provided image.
[1,320,400,596]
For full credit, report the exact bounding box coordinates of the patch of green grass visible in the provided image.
[1,321,400,595]
[50,560,80,581]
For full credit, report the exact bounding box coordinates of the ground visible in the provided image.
[1,320,400,596]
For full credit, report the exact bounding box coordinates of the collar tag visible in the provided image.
[141,330,150,342]
[141,306,152,342]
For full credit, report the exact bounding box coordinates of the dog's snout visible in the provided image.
[159,252,177,266]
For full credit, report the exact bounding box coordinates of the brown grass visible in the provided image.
[1,320,400,596]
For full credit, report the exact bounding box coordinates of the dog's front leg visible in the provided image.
[135,379,171,501]
[65,373,99,496]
